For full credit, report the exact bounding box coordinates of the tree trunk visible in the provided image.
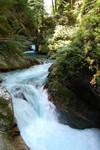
[55,0,57,13]
[52,0,55,14]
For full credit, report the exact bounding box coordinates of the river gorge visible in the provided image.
[1,62,100,150]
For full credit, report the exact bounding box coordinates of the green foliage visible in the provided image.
[51,0,100,82]
[39,0,79,52]
[0,0,36,59]
[0,0,38,38]
[0,40,23,57]
[96,75,100,85]
[35,15,56,53]
[15,0,28,10]
[73,0,100,71]
[28,0,46,28]
[0,0,14,14]
[48,25,78,51]
[58,1,76,23]
[55,47,87,79]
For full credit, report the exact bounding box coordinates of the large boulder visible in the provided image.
[0,85,15,150]
[0,84,29,150]
[48,67,100,129]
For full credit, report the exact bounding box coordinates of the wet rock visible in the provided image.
[0,78,3,83]
[14,88,27,101]
[13,136,30,150]
[0,85,15,149]
[0,85,11,100]
[13,127,20,136]
[66,74,100,110]
[0,56,40,72]
[13,122,30,150]
[48,72,100,129]
[0,85,29,149]
[0,134,15,150]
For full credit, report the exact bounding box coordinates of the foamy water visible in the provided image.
[1,63,100,150]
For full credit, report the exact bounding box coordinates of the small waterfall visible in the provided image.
[1,63,100,150]
[24,44,36,54]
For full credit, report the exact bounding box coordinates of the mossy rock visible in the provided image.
[0,96,15,149]
[48,69,100,129]
[0,97,13,132]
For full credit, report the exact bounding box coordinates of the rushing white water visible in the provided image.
[1,63,100,150]
[24,44,36,54]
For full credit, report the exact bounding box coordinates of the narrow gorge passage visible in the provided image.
[1,63,100,150]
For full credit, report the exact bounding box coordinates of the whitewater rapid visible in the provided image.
[1,63,100,150]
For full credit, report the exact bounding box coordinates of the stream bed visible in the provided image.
[1,63,100,150]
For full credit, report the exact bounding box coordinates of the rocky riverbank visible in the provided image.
[48,64,100,129]
[0,54,40,72]
[0,84,29,150]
